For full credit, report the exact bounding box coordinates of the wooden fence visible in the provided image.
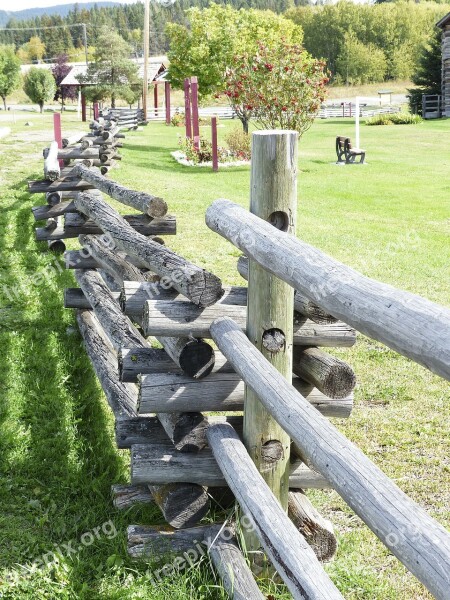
[29,123,450,599]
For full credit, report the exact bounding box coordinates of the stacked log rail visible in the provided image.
[30,116,172,250]
[203,198,450,599]
[100,107,147,130]
[53,126,449,597]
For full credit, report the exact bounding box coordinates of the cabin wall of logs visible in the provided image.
[30,120,450,599]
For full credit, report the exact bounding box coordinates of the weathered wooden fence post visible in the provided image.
[81,93,87,122]
[211,116,218,172]
[243,130,298,566]
[184,78,192,140]
[165,82,171,125]
[190,76,200,151]
[93,102,99,121]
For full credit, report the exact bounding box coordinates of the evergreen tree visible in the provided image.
[408,27,442,115]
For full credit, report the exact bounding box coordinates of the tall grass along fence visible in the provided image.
[30,121,450,598]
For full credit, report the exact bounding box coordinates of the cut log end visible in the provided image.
[179,339,215,379]
[149,483,210,529]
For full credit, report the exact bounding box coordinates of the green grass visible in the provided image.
[0,113,449,599]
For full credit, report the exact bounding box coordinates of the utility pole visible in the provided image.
[143,0,150,121]
[82,23,88,65]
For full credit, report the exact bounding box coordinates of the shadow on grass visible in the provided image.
[0,171,161,596]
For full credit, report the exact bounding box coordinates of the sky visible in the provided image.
[1,0,139,10]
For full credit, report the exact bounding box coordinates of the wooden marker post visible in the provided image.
[211,116,218,172]
[165,82,171,125]
[184,78,192,139]
[93,102,99,120]
[81,93,87,122]
[243,130,298,565]
[190,76,200,151]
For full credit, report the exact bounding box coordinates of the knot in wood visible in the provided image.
[262,328,286,353]
[261,440,284,465]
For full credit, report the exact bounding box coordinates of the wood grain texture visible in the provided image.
[72,164,168,218]
[131,442,330,489]
[28,179,94,193]
[206,199,450,381]
[137,371,352,417]
[293,346,356,399]
[237,255,337,324]
[74,191,223,307]
[288,489,336,562]
[210,317,450,600]
[142,300,356,347]
[206,423,343,599]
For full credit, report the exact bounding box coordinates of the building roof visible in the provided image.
[436,12,450,29]
[60,60,167,87]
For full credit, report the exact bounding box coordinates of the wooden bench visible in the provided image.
[336,136,366,164]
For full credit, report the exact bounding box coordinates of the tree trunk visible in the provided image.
[111,94,116,109]
[39,102,44,113]
[2,96,6,111]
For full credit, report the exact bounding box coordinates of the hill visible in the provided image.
[0,3,122,27]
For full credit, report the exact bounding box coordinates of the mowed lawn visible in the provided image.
[0,112,448,599]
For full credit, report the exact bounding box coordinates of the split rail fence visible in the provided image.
[29,122,450,599]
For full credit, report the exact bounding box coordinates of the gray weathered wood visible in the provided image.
[138,371,352,417]
[28,179,94,194]
[119,348,234,382]
[127,523,216,558]
[46,191,62,206]
[74,191,223,307]
[206,524,266,600]
[244,130,296,537]
[62,134,83,148]
[142,300,356,347]
[65,250,154,270]
[237,255,337,324]
[116,414,243,449]
[64,212,176,237]
[112,484,153,510]
[206,199,450,381]
[73,269,210,452]
[79,234,148,285]
[76,308,209,528]
[72,164,168,218]
[122,282,245,318]
[64,287,121,308]
[288,490,337,562]
[57,148,100,160]
[206,423,343,599]
[76,309,138,416]
[33,200,76,221]
[210,316,450,600]
[131,442,330,489]
[44,140,60,181]
[293,346,356,399]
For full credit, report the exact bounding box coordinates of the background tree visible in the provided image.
[23,67,56,113]
[0,45,21,110]
[78,27,139,108]
[166,3,303,99]
[408,27,442,115]
[223,41,328,134]
[52,54,77,111]
[23,36,46,63]
[335,33,387,85]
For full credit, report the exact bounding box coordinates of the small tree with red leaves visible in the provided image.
[223,42,329,136]
[52,54,77,112]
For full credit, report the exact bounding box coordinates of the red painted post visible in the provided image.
[349,102,352,118]
[184,78,192,139]
[190,76,200,151]
[165,81,171,125]
[53,112,64,167]
[154,83,158,117]
[212,116,218,172]
[81,93,87,122]
[93,102,99,120]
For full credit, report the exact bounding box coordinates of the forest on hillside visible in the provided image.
[0,0,448,83]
